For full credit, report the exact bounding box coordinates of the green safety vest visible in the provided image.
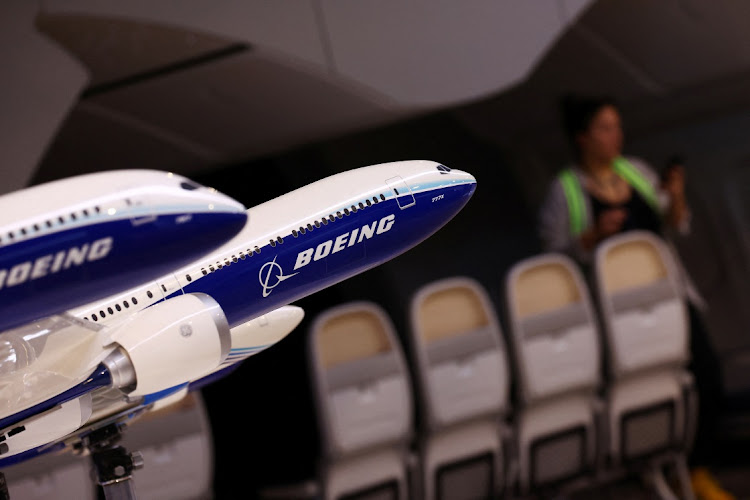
[558,156,660,236]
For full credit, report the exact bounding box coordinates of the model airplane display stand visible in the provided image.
[85,423,143,500]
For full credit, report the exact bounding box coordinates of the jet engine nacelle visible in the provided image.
[105,293,230,397]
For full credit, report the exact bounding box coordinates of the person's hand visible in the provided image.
[595,208,627,237]
[662,164,689,229]
[662,164,686,199]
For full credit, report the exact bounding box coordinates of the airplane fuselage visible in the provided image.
[0,170,247,331]
[73,161,476,332]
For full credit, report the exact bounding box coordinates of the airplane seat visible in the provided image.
[302,301,414,500]
[592,230,697,500]
[407,276,511,500]
[504,253,604,497]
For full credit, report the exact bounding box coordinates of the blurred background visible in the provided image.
[3,1,750,499]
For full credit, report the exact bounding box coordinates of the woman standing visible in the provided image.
[538,94,689,261]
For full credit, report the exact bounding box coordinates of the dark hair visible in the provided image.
[559,93,619,158]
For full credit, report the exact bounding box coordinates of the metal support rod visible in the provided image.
[86,423,144,500]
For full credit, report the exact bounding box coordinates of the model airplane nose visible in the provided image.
[203,188,247,212]
[451,168,477,185]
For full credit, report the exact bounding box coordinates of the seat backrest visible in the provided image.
[308,301,412,459]
[593,230,689,379]
[408,276,510,430]
[505,253,601,404]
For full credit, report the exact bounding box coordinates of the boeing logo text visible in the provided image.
[293,213,395,270]
[0,237,113,290]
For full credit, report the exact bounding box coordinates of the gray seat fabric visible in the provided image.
[407,276,510,500]
[309,301,413,500]
[504,253,604,495]
[593,230,697,500]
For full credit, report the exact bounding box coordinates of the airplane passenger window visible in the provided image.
[7,427,25,437]
[132,297,138,305]
[147,291,153,299]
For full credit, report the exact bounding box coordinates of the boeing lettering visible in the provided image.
[0,237,114,290]
[294,214,395,270]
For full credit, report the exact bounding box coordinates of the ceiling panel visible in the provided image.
[580,0,750,89]
[321,0,590,106]
[84,52,403,159]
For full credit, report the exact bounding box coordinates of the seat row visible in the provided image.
[261,229,698,500]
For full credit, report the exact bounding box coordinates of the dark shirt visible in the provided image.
[589,187,662,236]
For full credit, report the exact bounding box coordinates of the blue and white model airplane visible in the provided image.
[0,160,476,475]
[0,169,248,332]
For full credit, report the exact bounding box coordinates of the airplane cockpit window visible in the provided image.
[180,181,201,191]
[436,164,452,174]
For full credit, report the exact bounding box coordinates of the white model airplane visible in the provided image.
[0,160,476,496]
[0,169,248,332]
